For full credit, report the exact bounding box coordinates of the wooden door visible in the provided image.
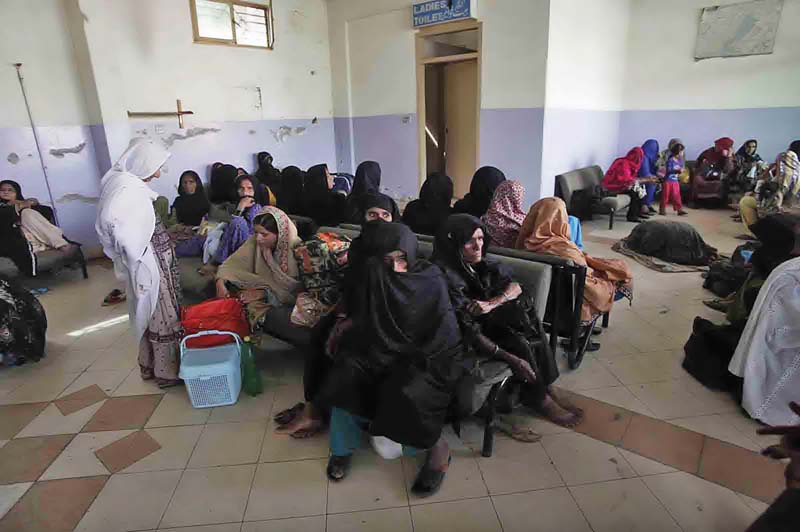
[444,59,478,199]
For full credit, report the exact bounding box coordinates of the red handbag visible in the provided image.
[181,297,250,348]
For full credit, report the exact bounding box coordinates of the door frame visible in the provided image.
[415,19,482,193]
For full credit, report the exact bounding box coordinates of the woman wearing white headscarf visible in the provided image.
[96,139,183,387]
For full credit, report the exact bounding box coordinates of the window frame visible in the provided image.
[189,0,275,50]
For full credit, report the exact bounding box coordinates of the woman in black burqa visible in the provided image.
[452,166,506,218]
[208,164,239,204]
[302,163,347,226]
[172,170,210,226]
[254,151,282,199]
[432,214,582,429]
[402,172,454,236]
[277,165,305,216]
[0,276,47,365]
[277,222,464,496]
[344,160,383,223]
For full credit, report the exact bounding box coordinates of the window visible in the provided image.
[190,0,274,49]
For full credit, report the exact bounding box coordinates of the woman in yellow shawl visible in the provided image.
[516,197,633,321]
[216,206,301,328]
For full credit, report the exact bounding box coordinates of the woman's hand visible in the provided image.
[326,317,353,356]
[505,282,523,302]
[507,355,537,383]
[239,288,266,304]
[468,299,495,316]
[215,279,230,299]
[237,197,255,212]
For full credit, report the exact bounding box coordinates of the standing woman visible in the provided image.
[303,163,347,227]
[481,180,527,248]
[638,139,660,215]
[453,166,506,218]
[96,139,183,387]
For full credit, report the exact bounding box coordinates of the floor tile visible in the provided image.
[145,390,211,427]
[599,352,686,385]
[0,403,49,439]
[111,369,166,397]
[643,471,759,532]
[577,385,656,416]
[737,493,770,515]
[74,470,182,532]
[188,421,265,468]
[83,395,162,432]
[327,452,408,513]
[121,425,204,473]
[58,370,130,398]
[401,449,486,504]
[161,525,245,532]
[542,432,636,485]
[0,483,32,519]
[207,390,274,424]
[242,516,325,532]
[556,356,621,391]
[621,414,705,472]
[259,421,330,463]
[492,487,592,532]
[410,498,502,532]
[0,476,107,532]
[327,507,413,532]
[86,346,137,371]
[94,430,162,473]
[475,438,563,495]
[161,465,256,528]
[698,437,786,503]
[16,401,105,438]
[0,372,80,405]
[564,391,635,445]
[39,349,104,373]
[628,380,731,420]
[54,384,107,416]
[617,448,676,476]
[0,434,74,484]
[671,414,761,451]
[570,478,681,532]
[40,431,132,480]
[244,460,327,521]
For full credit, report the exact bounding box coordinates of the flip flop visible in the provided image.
[496,420,542,443]
[273,402,305,426]
[288,421,324,439]
[102,289,126,306]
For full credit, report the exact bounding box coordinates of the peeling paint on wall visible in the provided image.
[249,130,257,135]
[162,127,221,147]
[57,193,99,204]
[6,152,19,164]
[271,126,308,143]
[49,142,87,158]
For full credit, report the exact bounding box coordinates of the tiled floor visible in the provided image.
[0,208,788,531]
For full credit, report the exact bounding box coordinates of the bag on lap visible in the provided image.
[291,232,351,327]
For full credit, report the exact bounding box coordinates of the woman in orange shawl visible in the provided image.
[516,197,633,321]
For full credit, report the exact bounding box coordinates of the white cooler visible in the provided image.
[179,330,242,408]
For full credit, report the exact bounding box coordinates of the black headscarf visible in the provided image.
[172,170,210,226]
[303,163,346,226]
[750,214,800,277]
[431,214,512,304]
[209,164,239,203]
[0,179,55,224]
[278,165,305,215]
[235,174,270,208]
[0,180,24,202]
[452,166,506,217]
[790,140,800,157]
[401,173,453,236]
[345,161,382,222]
[361,193,401,222]
[255,151,282,195]
[735,139,761,163]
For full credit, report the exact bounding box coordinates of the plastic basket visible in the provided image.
[179,330,242,409]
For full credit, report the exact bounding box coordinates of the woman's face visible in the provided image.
[254,225,278,251]
[746,142,757,156]
[238,179,254,199]
[383,250,408,273]
[0,184,18,202]
[325,168,333,190]
[181,175,197,195]
[462,228,484,265]
[365,207,392,223]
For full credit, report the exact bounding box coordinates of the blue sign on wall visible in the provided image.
[413,0,472,28]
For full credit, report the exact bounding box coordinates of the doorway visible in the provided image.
[416,21,482,199]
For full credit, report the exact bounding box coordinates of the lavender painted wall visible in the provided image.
[480,107,545,205]
[618,107,800,164]
[333,116,354,175]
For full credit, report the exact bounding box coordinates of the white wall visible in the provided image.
[624,0,800,110]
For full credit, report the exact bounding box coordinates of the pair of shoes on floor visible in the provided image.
[327,454,450,497]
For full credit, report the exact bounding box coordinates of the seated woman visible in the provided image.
[480,180,526,248]
[303,164,347,227]
[692,137,735,205]
[208,163,238,204]
[277,166,305,216]
[213,175,265,264]
[254,151,282,199]
[215,207,300,330]
[732,139,767,193]
[433,214,582,428]
[453,166,506,218]
[402,172,453,236]
[516,198,633,323]
[344,161,382,223]
[172,170,210,226]
[0,180,74,254]
[362,193,400,223]
[639,139,660,215]
[601,147,652,222]
[278,223,464,496]
[739,141,800,233]
[728,252,800,427]
[0,276,47,366]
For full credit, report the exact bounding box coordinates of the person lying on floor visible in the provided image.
[215,208,301,331]
[0,180,76,255]
[276,223,464,497]
[432,214,583,429]
[517,198,633,332]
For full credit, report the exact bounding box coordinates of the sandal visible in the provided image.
[411,455,451,498]
[326,455,352,481]
[156,378,182,389]
[289,420,324,439]
[102,289,126,306]
[496,420,541,443]
[273,402,305,426]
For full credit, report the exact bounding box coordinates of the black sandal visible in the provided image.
[411,455,451,498]
[327,455,352,481]
[273,402,305,426]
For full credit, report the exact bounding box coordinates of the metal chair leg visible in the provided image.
[602,312,610,328]
[608,209,615,230]
[482,376,510,458]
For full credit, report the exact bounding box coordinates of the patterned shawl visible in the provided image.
[481,180,526,248]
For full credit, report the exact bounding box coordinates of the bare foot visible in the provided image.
[275,403,322,437]
[547,388,583,416]
[538,395,583,428]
